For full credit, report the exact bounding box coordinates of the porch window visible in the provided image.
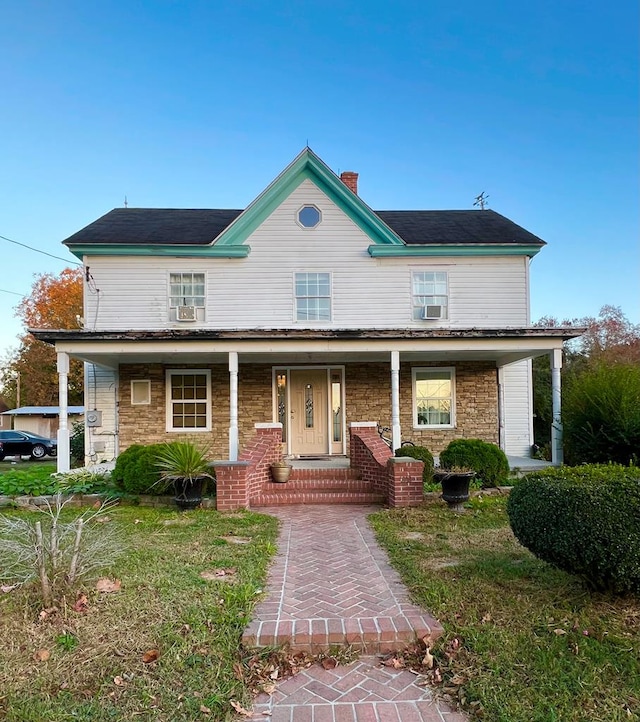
[131,379,151,405]
[295,272,331,322]
[412,367,455,428]
[169,272,206,308]
[412,271,448,320]
[166,370,211,431]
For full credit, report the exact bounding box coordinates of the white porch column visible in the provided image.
[391,351,401,452]
[57,352,70,473]
[551,348,563,465]
[229,351,239,462]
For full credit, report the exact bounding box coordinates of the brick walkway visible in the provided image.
[245,505,468,721]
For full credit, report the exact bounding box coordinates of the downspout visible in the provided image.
[497,366,506,451]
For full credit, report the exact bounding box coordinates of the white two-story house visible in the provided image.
[34,149,576,477]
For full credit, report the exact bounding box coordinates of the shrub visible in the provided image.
[563,362,640,466]
[395,445,434,484]
[0,465,58,496]
[439,438,509,487]
[111,444,166,495]
[70,421,85,467]
[507,464,640,594]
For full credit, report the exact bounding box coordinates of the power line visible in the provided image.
[0,234,82,266]
[0,288,24,297]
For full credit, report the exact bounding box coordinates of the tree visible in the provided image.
[532,306,640,456]
[1,268,83,407]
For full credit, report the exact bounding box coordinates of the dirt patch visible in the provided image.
[400,532,426,541]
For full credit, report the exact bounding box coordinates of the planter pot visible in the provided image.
[271,465,291,483]
[434,470,476,512]
[171,475,207,510]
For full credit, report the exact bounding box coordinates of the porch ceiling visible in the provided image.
[31,326,581,370]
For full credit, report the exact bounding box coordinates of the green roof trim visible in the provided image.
[214,147,405,247]
[368,244,543,258]
[69,244,251,260]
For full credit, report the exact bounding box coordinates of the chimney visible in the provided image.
[340,171,359,195]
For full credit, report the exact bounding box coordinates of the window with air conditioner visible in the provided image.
[412,271,448,320]
[169,272,205,322]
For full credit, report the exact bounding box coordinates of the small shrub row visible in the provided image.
[439,438,510,487]
[111,444,166,495]
[395,445,434,484]
[507,464,640,594]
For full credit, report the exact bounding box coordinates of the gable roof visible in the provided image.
[61,148,546,258]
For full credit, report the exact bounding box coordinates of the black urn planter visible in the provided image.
[434,470,476,512]
[172,475,207,511]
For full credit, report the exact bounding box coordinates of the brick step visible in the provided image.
[252,490,386,506]
[269,478,373,492]
[242,614,443,654]
[289,467,360,481]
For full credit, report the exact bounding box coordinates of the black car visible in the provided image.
[0,431,58,460]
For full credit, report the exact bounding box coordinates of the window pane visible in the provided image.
[415,370,453,426]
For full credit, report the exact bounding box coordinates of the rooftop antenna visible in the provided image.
[124,195,128,208]
[473,191,489,210]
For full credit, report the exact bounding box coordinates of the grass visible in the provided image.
[0,504,278,721]
[370,496,640,722]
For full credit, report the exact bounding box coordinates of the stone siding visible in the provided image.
[118,360,498,460]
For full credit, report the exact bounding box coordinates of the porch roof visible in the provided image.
[31,326,582,369]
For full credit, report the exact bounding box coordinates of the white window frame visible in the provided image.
[296,204,322,229]
[294,272,332,322]
[165,369,211,432]
[411,270,449,320]
[130,379,151,405]
[412,366,456,429]
[168,271,206,308]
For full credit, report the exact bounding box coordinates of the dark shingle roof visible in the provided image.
[62,207,545,247]
[376,210,545,246]
[62,209,243,246]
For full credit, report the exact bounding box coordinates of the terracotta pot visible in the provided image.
[271,465,291,483]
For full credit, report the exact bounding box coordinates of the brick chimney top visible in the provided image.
[340,171,358,195]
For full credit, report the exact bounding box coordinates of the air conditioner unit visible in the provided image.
[176,305,197,322]
[422,305,443,320]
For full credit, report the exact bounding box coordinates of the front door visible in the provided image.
[290,369,328,455]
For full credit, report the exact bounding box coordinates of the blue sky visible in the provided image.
[1,0,638,359]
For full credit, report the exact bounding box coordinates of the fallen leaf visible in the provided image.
[199,704,211,714]
[94,515,111,523]
[422,647,434,669]
[96,578,122,593]
[200,568,237,582]
[554,629,567,636]
[34,649,50,662]
[432,668,443,683]
[142,649,160,664]
[39,607,58,620]
[1,583,19,593]
[134,519,142,524]
[262,682,276,695]
[481,613,492,623]
[382,656,404,669]
[230,700,253,717]
[73,594,88,613]
[321,657,337,670]
[113,676,125,686]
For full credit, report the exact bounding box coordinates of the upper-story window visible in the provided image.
[169,272,206,308]
[295,272,331,321]
[412,271,448,320]
[297,205,321,228]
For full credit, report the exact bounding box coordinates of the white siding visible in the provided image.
[84,363,118,463]
[501,360,533,457]
[83,180,529,331]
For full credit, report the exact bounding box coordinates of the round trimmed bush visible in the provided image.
[507,465,640,594]
[395,445,434,485]
[111,444,166,495]
[439,438,509,487]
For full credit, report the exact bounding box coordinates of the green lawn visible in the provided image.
[370,497,640,722]
[0,505,278,721]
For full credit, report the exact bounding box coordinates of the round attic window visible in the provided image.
[297,205,321,228]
